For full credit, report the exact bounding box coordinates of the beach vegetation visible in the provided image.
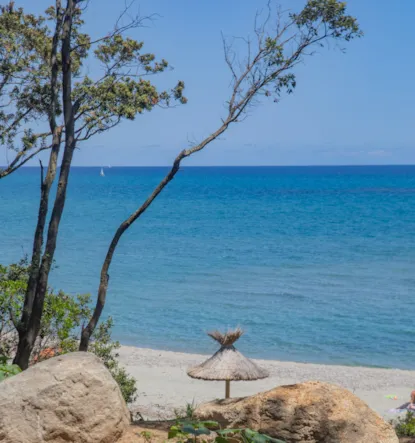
[139,431,154,443]
[0,361,21,381]
[0,260,137,403]
[393,411,415,437]
[174,400,199,420]
[168,420,285,443]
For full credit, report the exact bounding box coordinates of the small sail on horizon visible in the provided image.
[100,167,105,177]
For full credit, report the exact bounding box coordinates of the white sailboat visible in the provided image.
[100,167,105,177]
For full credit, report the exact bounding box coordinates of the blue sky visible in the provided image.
[16,1,415,165]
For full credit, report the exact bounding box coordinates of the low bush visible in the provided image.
[168,420,285,443]
[393,411,415,437]
[0,260,137,404]
[0,354,21,381]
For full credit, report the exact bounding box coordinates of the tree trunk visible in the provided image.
[13,0,75,370]
[13,129,61,369]
[78,156,184,350]
[18,128,62,333]
[13,327,37,370]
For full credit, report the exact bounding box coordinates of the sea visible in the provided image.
[1,165,415,369]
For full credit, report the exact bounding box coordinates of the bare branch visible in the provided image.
[75,117,122,142]
[222,33,238,84]
[71,1,157,53]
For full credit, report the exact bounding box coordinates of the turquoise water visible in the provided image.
[1,166,415,369]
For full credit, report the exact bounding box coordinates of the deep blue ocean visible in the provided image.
[1,165,415,369]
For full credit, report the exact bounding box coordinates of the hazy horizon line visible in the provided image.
[10,164,415,168]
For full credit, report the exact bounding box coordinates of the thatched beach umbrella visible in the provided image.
[187,328,269,399]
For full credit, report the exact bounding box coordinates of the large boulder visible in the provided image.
[0,352,130,443]
[194,381,398,443]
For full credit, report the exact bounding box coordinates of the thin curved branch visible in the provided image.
[0,143,52,179]
[71,1,157,54]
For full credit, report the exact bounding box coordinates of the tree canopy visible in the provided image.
[0,1,186,178]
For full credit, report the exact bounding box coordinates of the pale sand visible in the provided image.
[118,345,415,421]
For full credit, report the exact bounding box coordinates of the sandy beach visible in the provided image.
[118,345,415,421]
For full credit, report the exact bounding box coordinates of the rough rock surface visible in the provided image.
[194,381,398,443]
[0,352,130,443]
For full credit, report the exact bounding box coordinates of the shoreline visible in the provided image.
[117,341,407,371]
[118,345,415,421]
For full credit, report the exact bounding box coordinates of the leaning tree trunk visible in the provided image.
[79,124,229,351]
[78,0,361,350]
[78,156,184,350]
[13,0,76,370]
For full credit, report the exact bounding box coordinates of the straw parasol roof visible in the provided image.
[187,328,269,381]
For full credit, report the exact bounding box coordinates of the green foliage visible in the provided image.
[186,401,198,420]
[39,292,90,353]
[72,30,187,141]
[168,421,285,443]
[0,362,21,381]
[0,2,186,175]
[0,261,137,404]
[174,400,198,420]
[216,428,285,443]
[393,411,415,437]
[234,0,362,105]
[139,431,153,443]
[291,0,362,41]
[0,3,51,115]
[0,349,21,382]
[0,259,28,358]
[0,2,56,153]
[88,318,137,404]
[168,421,215,442]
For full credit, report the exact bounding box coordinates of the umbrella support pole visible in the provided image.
[225,380,230,399]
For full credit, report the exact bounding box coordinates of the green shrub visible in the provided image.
[168,420,285,443]
[88,318,137,404]
[174,400,198,420]
[0,260,137,404]
[0,362,21,381]
[393,411,415,437]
